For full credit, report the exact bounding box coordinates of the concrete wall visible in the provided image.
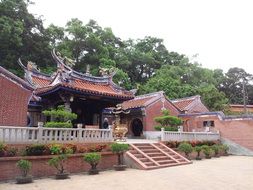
[0,76,32,126]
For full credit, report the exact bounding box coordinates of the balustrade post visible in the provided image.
[109,126,113,141]
[37,122,43,143]
[161,127,165,141]
[78,127,83,142]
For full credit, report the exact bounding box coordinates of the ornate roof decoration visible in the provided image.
[18,49,134,100]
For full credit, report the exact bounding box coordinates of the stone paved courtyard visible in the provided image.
[1,156,252,190]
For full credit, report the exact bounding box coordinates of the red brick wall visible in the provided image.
[0,76,32,126]
[145,100,180,131]
[0,152,117,181]
[182,115,253,151]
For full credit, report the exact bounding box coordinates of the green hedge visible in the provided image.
[44,122,72,128]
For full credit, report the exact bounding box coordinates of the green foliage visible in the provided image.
[178,142,193,156]
[49,144,63,155]
[154,126,178,131]
[220,144,229,154]
[110,143,129,154]
[83,153,101,165]
[201,145,213,158]
[154,109,182,130]
[194,146,202,154]
[211,144,220,156]
[48,148,73,174]
[44,122,72,128]
[43,105,77,128]
[25,144,47,156]
[16,159,32,177]
[43,105,77,122]
[1,0,251,108]
[0,142,7,152]
[194,146,202,159]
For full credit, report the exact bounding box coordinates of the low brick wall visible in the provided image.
[0,152,117,181]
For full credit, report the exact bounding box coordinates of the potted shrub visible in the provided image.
[48,148,73,179]
[211,144,220,157]
[110,143,129,171]
[194,146,202,160]
[221,144,229,156]
[16,159,33,184]
[201,145,213,159]
[178,142,193,159]
[83,153,101,175]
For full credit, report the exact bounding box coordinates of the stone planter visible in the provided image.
[16,175,33,184]
[55,173,69,180]
[88,169,99,175]
[113,165,127,171]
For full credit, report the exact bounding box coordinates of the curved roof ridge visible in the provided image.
[172,95,200,102]
[134,91,164,100]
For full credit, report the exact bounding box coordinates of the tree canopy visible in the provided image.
[1,0,252,112]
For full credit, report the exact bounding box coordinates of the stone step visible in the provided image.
[157,160,177,165]
[125,142,192,170]
[141,149,160,153]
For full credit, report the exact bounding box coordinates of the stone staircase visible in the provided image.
[125,143,191,170]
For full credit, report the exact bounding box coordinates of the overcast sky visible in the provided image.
[29,0,253,74]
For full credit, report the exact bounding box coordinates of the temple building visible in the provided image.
[18,49,134,128]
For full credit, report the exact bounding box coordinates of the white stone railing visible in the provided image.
[161,129,220,141]
[0,126,113,144]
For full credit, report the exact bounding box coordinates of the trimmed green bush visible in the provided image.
[178,142,193,158]
[83,153,101,174]
[154,109,182,131]
[44,122,72,128]
[201,145,213,159]
[110,143,129,165]
[43,105,77,128]
[16,159,32,177]
[154,126,178,131]
[194,146,202,160]
[211,144,220,157]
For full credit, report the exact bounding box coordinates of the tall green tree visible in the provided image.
[0,0,51,75]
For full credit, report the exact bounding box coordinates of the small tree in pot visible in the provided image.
[194,146,202,160]
[16,159,33,184]
[211,144,220,157]
[83,153,101,175]
[178,142,193,159]
[48,148,73,179]
[202,145,213,159]
[110,143,129,171]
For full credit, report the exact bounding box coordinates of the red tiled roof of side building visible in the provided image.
[35,79,134,99]
[122,96,155,109]
[172,96,200,111]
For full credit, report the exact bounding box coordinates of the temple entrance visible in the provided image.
[131,118,143,137]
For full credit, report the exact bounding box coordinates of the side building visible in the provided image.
[0,66,33,126]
